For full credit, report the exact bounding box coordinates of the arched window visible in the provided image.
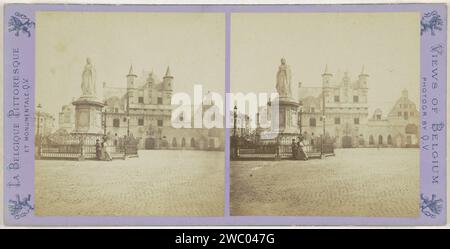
[378,135,383,145]
[369,135,374,145]
[190,138,196,147]
[113,118,120,128]
[387,135,392,145]
[209,138,215,148]
[309,118,316,127]
[181,137,186,147]
[172,138,177,147]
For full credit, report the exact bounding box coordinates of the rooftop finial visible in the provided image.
[129,64,133,75]
[322,64,332,76]
[360,65,369,76]
[164,66,172,78]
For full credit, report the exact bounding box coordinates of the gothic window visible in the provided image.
[334,96,340,103]
[369,135,374,145]
[311,107,315,113]
[354,118,359,125]
[190,138,196,147]
[157,120,163,127]
[138,97,144,104]
[157,97,163,104]
[172,138,177,147]
[387,135,393,145]
[113,119,120,128]
[406,135,412,145]
[209,138,215,148]
[353,96,359,103]
[334,117,340,125]
[378,135,383,145]
[123,117,127,122]
[181,137,186,147]
[376,114,381,120]
[138,118,144,126]
[309,118,316,127]
[404,112,408,120]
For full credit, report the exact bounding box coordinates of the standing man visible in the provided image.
[291,138,298,159]
[95,139,101,160]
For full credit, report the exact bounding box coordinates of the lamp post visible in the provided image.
[102,101,107,136]
[232,105,238,159]
[126,92,130,137]
[233,105,237,138]
[298,104,303,135]
[321,85,326,158]
[36,103,42,159]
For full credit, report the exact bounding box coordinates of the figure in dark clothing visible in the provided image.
[95,139,102,160]
[291,139,298,159]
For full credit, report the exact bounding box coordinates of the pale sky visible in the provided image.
[36,12,225,118]
[230,12,420,116]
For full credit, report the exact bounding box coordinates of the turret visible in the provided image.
[321,65,333,103]
[358,65,369,88]
[342,71,350,87]
[321,64,332,88]
[126,65,137,89]
[126,65,138,105]
[402,89,408,99]
[146,70,155,87]
[163,66,173,91]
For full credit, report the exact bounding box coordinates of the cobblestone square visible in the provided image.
[36,150,224,216]
[231,148,420,217]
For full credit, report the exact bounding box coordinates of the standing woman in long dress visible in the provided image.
[104,138,113,161]
[297,137,309,161]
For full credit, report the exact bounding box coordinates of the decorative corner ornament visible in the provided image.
[8,12,35,37]
[420,194,443,218]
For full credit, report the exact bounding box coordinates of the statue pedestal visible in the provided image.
[71,96,105,160]
[275,97,300,134]
[72,96,105,135]
[275,97,300,157]
[258,96,300,158]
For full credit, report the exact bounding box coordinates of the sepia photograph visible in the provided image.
[34,12,225,216]
[230,13,421,217]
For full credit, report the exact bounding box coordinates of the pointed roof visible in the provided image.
[359,65,368,76]
[322,64,332,76]
[164,66,173,78]
[127,64,137,77]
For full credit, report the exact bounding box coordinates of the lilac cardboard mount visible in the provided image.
[3,4,447,226]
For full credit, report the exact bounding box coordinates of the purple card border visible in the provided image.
[3,3,447,226]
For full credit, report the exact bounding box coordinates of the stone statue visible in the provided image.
[276,58,292,98]
[81,58,96,97]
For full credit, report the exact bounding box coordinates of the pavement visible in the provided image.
[35,150,225,216]
[231,148,420,217]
